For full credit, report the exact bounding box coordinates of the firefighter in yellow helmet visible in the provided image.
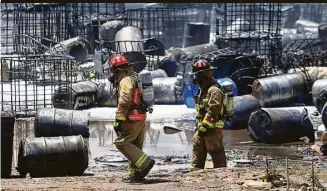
[189,59,227,171]
[108,54,155,181]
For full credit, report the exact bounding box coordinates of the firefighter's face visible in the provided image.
[108,67,117,84]
[192,71,213,85]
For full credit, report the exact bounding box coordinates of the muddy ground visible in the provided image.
[2,106,327,190]
[2,163,327,191]
[2,139,327,191]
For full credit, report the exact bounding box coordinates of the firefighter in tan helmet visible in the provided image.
[108,54,155,181]
[189,59,227,171]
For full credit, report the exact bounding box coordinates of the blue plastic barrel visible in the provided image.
[183,78,238,108]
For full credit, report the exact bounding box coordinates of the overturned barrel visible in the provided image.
[17,135,89,178]
[181,43,217,55]
[52,81,98,110]
[294,19,320,30]
[34,108,90,138]
[226,18,251,35]
[45,37,90,63]
[312,79,327,112]
[248,107,315,144]
[282,33,318,49]
[153,77,184,104]
[252,73,307,107]
[1,112,15,178]
[99,20,125,42]
[224,95,261,130]
[115,26,146,72]
[140,69,167,79]
[143,38,165,56]
[96,82,117,107]
[158,57,178,77]
[183,22,210,48]
[322,103,327,128]
[183,78,238,109]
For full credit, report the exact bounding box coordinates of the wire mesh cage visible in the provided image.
[215,3,283,69]
[282,38,327,70]
[95,39,160,73]
[1,3,16,54]
[299,3,327,24]
[0,55,77,117]
[126,8,188,49]
[9,3,76,54]
[70,3,126,53]
[125,6,216,49]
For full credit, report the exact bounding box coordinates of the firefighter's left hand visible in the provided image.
[113,120,123,135]
[197,123,209,136]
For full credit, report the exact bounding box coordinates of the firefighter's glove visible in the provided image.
[197,123,209,137]
[113,114,126,135]
[113,120,122,135]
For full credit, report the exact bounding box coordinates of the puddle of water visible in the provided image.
[88,120,319,175]
[11,116,323,176]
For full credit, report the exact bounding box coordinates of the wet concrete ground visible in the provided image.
[86,120,327,177]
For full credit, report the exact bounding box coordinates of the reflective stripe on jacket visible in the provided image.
[195,82,224,129]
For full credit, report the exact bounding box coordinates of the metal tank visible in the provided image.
[34,108,90,138]
[224,95,261,130]
[140,69,168,79]
[52,81,98,110]
[252,73,307,107]
[248,107,314,144]
[45,37,90,63]
[99,20,125,42]
[115,26,144,52]
[114,26,147,72]
[152,77,184,104]
[17,135,89,178]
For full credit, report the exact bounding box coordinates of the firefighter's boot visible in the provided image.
[134,156,155,181]
[122,166,137,182]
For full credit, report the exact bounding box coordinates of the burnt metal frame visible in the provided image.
[125,7,188,49]
[215,3,283,71]
[125,6,215,49]
[70,3,126,53]
[1,55,76,118]
[298,3,327,24]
